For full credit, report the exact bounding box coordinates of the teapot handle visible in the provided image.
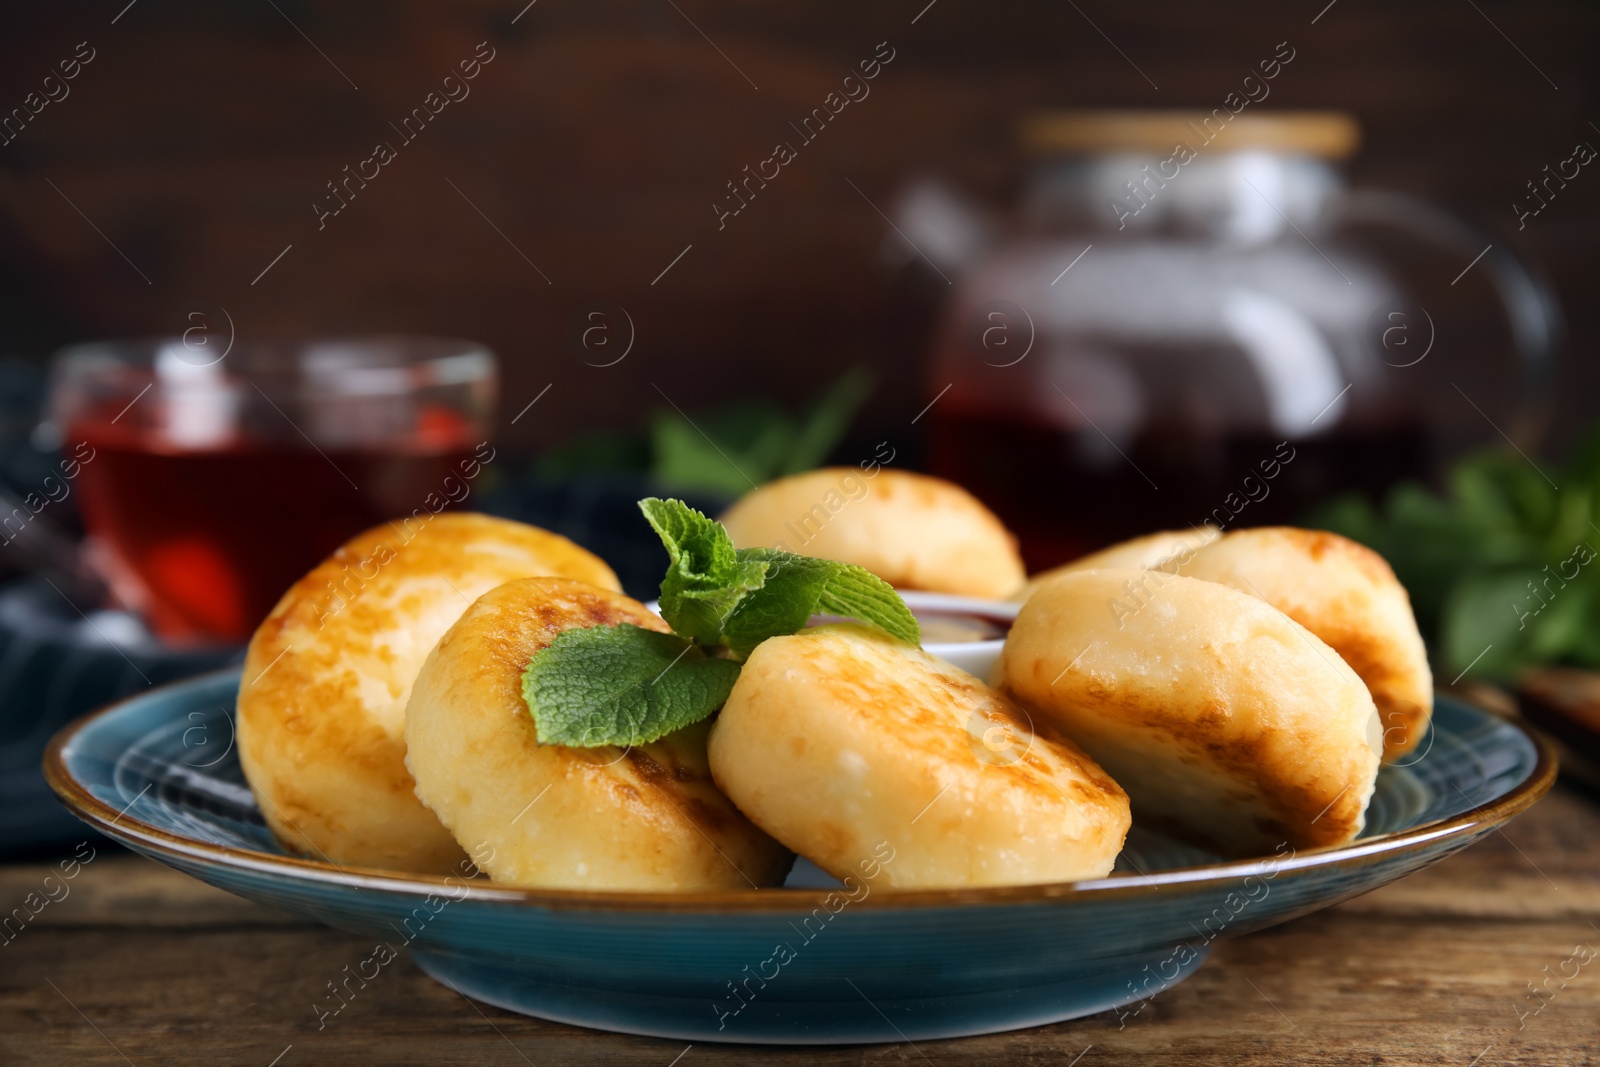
[1331,189,1561,442]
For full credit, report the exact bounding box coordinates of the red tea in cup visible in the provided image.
[51,337,497,643]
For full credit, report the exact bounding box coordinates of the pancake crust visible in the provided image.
[1015,527,1220,601]
[719,468,1026,599]
[1002,569,1382,856]
[236,513,620,873]
[405,578,792,890]
[708,625,1131,888]
[1179,527,1434,761]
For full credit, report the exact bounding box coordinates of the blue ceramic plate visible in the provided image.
[46,669,1553,1045]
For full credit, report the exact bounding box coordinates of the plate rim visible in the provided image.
[44,666,1558,915]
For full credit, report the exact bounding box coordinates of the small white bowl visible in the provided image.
[646,591,1017,679]
[897,590,1017,679]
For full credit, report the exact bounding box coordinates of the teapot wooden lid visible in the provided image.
[1020,110,1361,159]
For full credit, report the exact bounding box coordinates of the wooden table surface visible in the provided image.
[3,785,1599,1066]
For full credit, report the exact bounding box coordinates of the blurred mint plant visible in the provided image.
[536,368,873,495]
[1309,431,1600,684]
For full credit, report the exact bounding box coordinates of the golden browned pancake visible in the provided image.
[1178,527,1434,761]
[1014,527,1220,601]
[709,625,1130,887]
[236,513,620,873]
[1003,569,1382,856]
[405,578,792,890]
[719,468,1026,599]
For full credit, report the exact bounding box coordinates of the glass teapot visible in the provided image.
[918,111,1559,570]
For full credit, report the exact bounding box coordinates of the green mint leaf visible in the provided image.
[639,497,767,643]
[719,547,921,654]
[816,563,922,646]
[781,366,875,477]
[639,496,737,583]
[522,624,741,747]
[664,577,768,647]
[721,549,843,657]
[649,410,772,496]
[647,369,873,493]
[1438,571,1536,682]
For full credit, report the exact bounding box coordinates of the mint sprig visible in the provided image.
[722,548,920,656]
[519,497,921,747]
[640,496,769,644]
[1309,431,1600,682]
[643,496,919,655]
[522,625,741,747]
